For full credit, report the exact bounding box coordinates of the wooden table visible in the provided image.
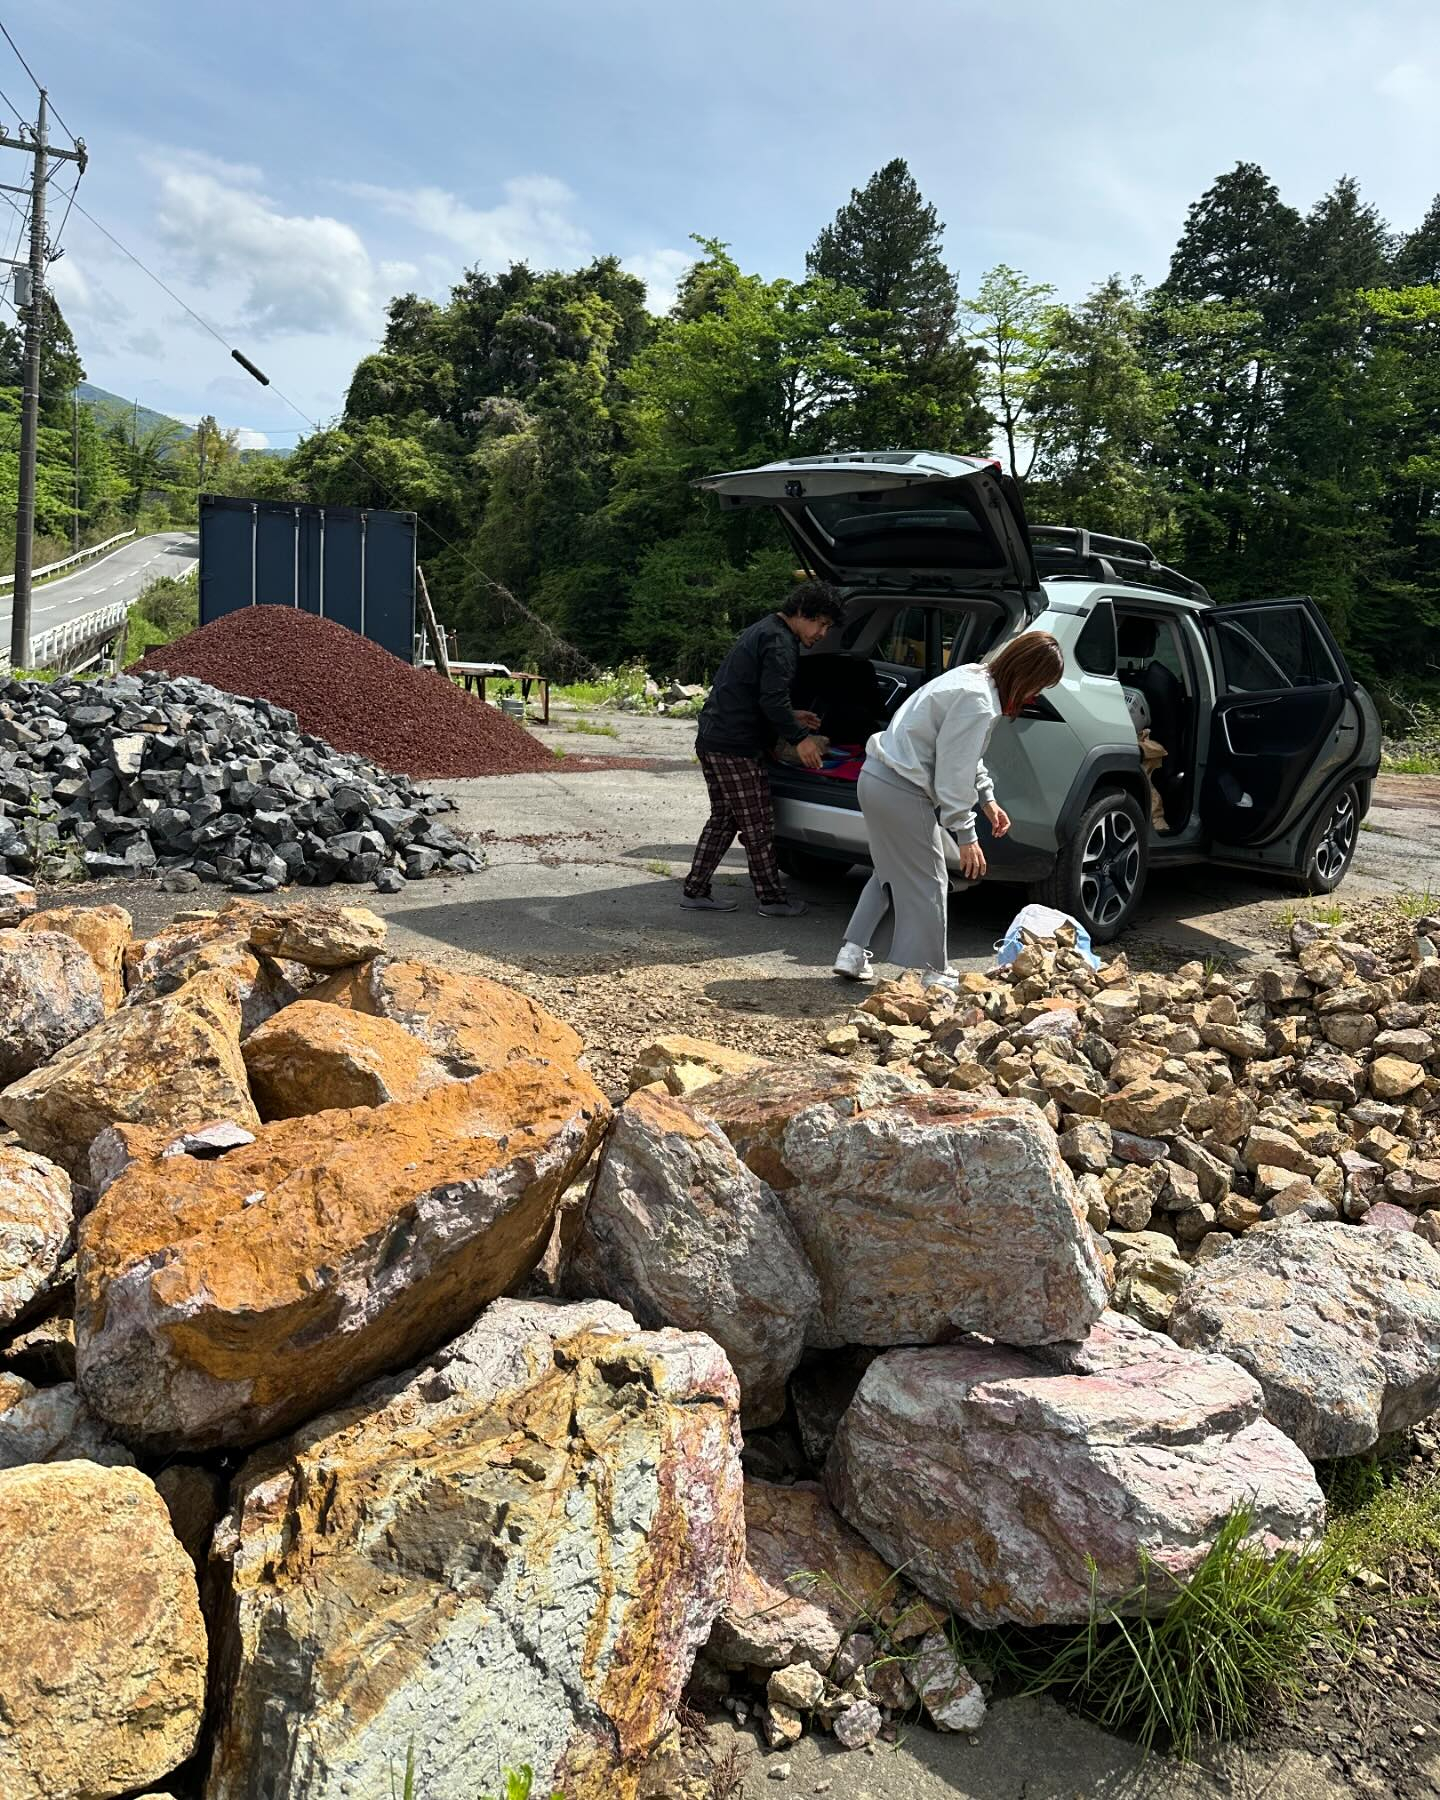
[422,660,552,724]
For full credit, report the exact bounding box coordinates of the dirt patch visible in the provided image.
[449,949,841,1099]
[137,605,557,779]
[1258,1426,1440,1799]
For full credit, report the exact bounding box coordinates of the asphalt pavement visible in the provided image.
[0,530,198,652]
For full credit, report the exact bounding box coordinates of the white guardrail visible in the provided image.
[0,529,137,590]
[1,538,195,676]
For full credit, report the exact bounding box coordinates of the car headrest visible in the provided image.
[1117,617,1159,659]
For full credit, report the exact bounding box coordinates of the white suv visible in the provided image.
[699,452,1382,942]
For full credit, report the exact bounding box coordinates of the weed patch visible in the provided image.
[957,1510,1346,1759]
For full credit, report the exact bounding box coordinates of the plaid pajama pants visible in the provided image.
[684,751,788,906]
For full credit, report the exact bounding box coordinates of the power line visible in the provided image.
[0,19,75,145]
[69,197,233,353]
[63,198,599,672]
[45,164,79,261]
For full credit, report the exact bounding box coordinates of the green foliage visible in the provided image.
[976,1511,1347,1759]
[965,264,1059,478]
[31,161,1437,688]
[136,572,199,637]
[390,1748,561,1800]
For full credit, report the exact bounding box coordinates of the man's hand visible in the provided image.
[794,709,823,731]
[796,735,825,771]
[983,800,1011,840]
[957,840,988,880]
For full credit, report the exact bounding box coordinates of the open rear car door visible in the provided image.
[697,453,1041,608]
[1198,597,1355,846]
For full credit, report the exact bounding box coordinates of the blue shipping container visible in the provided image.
[198,496,417,664]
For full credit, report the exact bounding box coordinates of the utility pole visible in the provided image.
[71,385,79,552]
[1,92,86,668]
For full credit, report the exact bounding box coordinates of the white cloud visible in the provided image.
[349,174,592,271]
[152,157,384,335]
[1376,61,1437,106]
[349,173,691,313]
[622,247,693,314]
[47,254,131,326]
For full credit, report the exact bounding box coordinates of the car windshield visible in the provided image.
[805,487,994,568]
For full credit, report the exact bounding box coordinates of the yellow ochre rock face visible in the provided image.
[311,955,584,1076]
[241,998,452,1119]
[19,903,132,1013]
[76,1061,611,1452]
[0,969,260,1179]
[0,1459,207,1800]
[205,1298,744,1800]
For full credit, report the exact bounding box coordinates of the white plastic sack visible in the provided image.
[993,902,1101,971]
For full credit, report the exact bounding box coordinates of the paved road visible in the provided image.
[1,531,198,651]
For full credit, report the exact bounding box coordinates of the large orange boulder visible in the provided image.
[0,970,260,1179]
[0,1461,207,1798]
[310,955,583,1075]
[19,903,132,1013]
[121,908,305,1039]
[241,1000,450,1119]
[76,1062,611,1451]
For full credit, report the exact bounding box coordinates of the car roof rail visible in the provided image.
[1030,523,1212,602]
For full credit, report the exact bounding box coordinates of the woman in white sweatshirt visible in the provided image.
[833,631,1065,985]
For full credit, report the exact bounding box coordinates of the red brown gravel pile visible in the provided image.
[136,606,557,778]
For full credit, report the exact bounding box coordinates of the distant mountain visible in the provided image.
[77,382,191,440]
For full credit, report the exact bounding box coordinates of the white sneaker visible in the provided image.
[833,941,876,983]
[921,967,959,993]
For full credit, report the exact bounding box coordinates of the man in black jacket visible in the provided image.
[682,580,846,917]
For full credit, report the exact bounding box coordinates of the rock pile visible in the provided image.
[0,890,1435,1795]
[0,668,476,892]
[820,914,1440,1461]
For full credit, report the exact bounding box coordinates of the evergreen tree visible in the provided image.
[1393,194,1440,286]
[808,159,988,450]
[1152,163,1300,573]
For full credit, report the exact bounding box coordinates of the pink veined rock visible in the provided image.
[826,1311,1324,1627]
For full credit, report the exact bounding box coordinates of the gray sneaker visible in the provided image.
[681,893,739,912]
[756,898,808,918]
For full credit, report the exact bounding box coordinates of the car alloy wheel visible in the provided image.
[1080,806,1142,931]
[1312,788,1357,887]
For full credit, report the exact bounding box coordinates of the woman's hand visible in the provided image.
[958,840,987,880]
[983,800,1011,839]
[796,735,826,771]
[794,709,823,731]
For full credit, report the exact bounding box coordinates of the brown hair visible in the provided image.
[987,631,1065,716]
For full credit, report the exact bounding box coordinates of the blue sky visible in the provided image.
[19,0,1440,446]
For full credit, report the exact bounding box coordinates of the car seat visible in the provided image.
[790,654,887,746]
[1117,617,1189,826]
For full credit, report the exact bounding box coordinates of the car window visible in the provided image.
[874,605,929,670]
[940,611,973,668]
[1212,605,1340,692]
[805,488,991,569]
[1074,602,1117,677]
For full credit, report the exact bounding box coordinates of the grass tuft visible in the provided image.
[568,718,619,739]
[1395,887,1436,921]
[962,1509,1346,1760]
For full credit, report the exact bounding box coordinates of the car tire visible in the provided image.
[1296,782,1360,895]
[1029,788,1149,945]
[777,844,853,884]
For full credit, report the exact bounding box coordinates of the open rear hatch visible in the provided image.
[697,451,1043,611]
